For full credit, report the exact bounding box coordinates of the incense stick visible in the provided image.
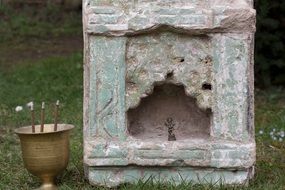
[30,102,35,133]
[54,100,59,131]
[40,102,45,132]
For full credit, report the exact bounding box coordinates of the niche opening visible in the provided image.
[127,84,211,141]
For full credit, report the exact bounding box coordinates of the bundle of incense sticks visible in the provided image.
[29,101,60,133]
[54,100,59,132]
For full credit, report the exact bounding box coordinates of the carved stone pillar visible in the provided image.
[83,0,256,187]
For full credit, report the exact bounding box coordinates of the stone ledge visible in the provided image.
[85,166,254,187]
[85,7,256,35]
[84,139,255,168]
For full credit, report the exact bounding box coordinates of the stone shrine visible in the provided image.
[83,0,256,187]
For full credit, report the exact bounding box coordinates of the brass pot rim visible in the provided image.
[15,124,74,135]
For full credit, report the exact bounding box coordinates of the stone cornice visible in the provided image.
[85,6,256,36]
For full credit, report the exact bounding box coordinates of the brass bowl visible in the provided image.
[15,124,74,190]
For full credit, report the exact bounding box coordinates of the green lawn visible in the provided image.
[0,5,81,43]
[0,52,284,189]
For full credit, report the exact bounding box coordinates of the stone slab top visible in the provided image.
[84,0,256,35]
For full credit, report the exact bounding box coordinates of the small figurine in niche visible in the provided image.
[165,117,176,141]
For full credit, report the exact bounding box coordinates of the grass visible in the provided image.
[0,4,284,190]
[0,53,86,189]
[0,53,284,190]
[0,5,82,43]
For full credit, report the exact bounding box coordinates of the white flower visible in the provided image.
[270,131,274,136]
[273,128,276,132]
[27,101,34,110]
[15,106,23,112]
[279,138,283,142]
[280,131,284,138]
[259,130,264,135]
[273,136,277,141]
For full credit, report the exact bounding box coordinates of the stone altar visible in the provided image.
[83,0,256,187]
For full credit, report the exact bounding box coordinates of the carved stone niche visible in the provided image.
[83,0,256,187]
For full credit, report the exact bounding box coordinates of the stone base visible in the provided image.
[85,166,254,187]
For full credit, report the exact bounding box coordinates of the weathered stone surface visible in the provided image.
[126,32,213,111]
[84,139,255,168]
[83,0,255,187]
[86,166,254,187]
[86,36,127,140]
[85,0,256,35]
